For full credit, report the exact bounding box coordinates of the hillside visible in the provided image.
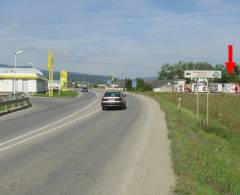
[41,70,110,84]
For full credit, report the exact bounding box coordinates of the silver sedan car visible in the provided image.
[101,91,127,110]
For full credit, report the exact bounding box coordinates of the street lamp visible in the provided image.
[13,50,23,98]
[29,62,34,70]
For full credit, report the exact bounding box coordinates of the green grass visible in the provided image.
[154,93,240,135]
[143,92,240,195]
[0,105,5,111]
[34,90,78,97]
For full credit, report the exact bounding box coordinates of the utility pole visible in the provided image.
[122,72,124,90]
[112,75,114,91]
[196,78,199,125]
[206,79,209,127]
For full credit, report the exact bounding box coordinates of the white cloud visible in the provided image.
[0,0,239,77]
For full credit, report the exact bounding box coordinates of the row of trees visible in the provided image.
[124,78,152,91]
[90,61,236,92]
[158,61,240,83]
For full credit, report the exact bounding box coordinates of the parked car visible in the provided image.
[81,87,88,92]
[101,91,126,110]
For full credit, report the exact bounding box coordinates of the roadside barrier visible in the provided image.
[0,93,32,116]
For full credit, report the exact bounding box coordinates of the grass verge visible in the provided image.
[0,105,5,111]
[34,90,78,97]
[143,92,240,195]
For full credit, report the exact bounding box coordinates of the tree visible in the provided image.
[214,64,240,83]
[123,78,152,91]
[91,83,98,88]
[136,78,152,91]
[124,78,133,91]
[158,61,240,83]
[158,61,214,80]
[136,78,144,91]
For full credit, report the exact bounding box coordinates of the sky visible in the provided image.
[0,0,239,78]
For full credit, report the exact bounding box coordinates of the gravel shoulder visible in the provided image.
[125,94,175,194]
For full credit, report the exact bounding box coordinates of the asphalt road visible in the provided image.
[0,90,175,195]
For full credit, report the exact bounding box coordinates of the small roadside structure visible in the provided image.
[153,84,174,92]
[146,80,186,93]
[105,80,124,91]
[0,67,47,93]
[173,80,186,92]
[145,80,169,92]
[97,84,107,89]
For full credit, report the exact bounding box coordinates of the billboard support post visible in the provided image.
[196,79,199,125]
[206,79,209,128]
[184,70,222,128]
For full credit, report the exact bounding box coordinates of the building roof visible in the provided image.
[144,80,169,88]
[145,79,187,88]
[0,67,47,80]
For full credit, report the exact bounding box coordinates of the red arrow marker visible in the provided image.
[225,45,236,75]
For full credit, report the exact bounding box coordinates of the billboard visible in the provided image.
[48,80,60,90]
[223,83,239,93]
[60,70,68,89]
[60,70,68,82]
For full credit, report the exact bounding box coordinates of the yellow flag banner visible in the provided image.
[48,52,54,70]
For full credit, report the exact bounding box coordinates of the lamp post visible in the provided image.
[13,50,23,98]
[29,62,34,72]
[29,62,34,68]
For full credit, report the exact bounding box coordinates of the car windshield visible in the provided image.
[104,92,121,97]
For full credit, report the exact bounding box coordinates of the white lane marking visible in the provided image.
[0,94,99,147]
[0,108,101,152]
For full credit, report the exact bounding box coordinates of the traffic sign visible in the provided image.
[184,70,222,79]
[184,70,222,128]
[107,80,112,85]
[132,80,137,88]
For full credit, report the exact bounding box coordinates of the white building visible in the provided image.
[0,67,47,93]
[153,84,174,93]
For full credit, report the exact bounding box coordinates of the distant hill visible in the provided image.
[41,70,110,84]
[0,64,110,84]
[0,64,11,67]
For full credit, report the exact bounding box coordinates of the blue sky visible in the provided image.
[0,0,239,78]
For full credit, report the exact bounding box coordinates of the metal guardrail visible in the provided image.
[0,93,25,101]
[0,93,32,116]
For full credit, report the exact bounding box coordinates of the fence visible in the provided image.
[0,93,32,116]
